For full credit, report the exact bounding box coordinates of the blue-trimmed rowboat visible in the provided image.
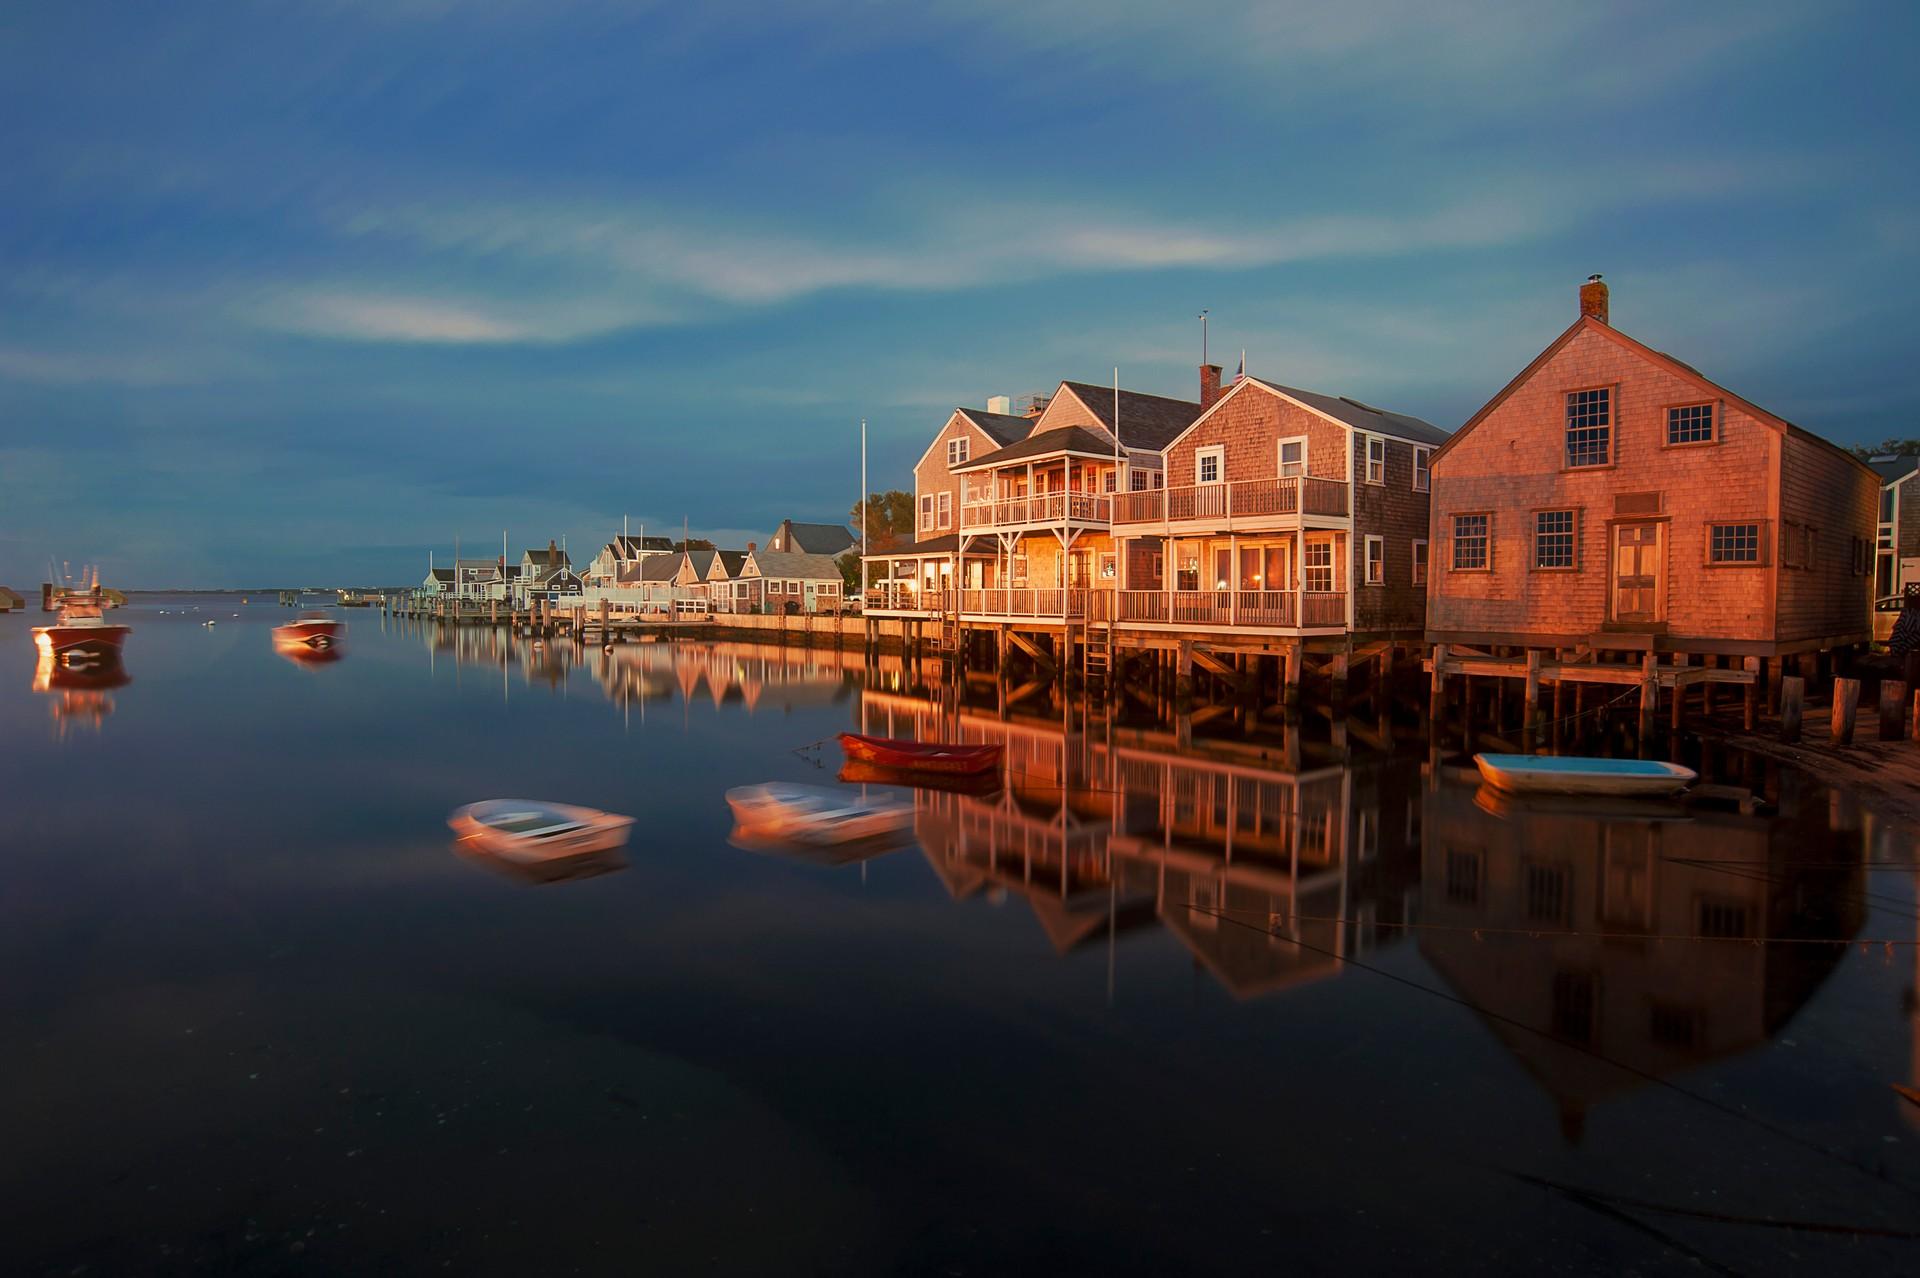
[1474,753,1696,798]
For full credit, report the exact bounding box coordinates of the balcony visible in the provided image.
[864,584,949,615]
[1112,477,1348,526]
[959,492,1112,531]
[1111,590,1348,629]
[959,588,1098,619]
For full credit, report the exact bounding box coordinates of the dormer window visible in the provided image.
[947,437,969,466]
[1197,446,1224,485]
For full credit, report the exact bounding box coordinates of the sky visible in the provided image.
[1,0,1916,587]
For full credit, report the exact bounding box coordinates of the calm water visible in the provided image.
[3,596,1918,1275]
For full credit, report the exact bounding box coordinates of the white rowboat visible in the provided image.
[448,799,634,862]
[1474,753,1696,798]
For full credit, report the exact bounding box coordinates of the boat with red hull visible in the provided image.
[274,611,346,649]
[837,732,1002,776]
[32,598,130,657]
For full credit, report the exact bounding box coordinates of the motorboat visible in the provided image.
[838,759,1003,797]
[274,610,345,649]
[837,732,1002,776]
[725,782,913,845]
[32,597,130,658]
[1474,753,1697,798]
[447,799,635,863]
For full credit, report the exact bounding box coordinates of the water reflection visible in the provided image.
[32,649,130,736]
[865,687,1875,1140]
[453,841,628,886]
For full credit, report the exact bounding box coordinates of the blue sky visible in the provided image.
[2,0,1915,586]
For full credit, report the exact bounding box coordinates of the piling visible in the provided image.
[1830,676,1859,746]
[1780,675,1805,744]
[1879,679,1908,741]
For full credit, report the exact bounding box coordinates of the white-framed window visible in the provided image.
[1667,403,1714,446]
[947,437,969,466]
[1011,552,1029,583]
[1412,539,1429,586]
[1304,540,1334,593]
[1129,469,1149,492]
[1533,510,1576,569]
[1565,388,1612,468]
[936,491,952,528]
[1152,472,1164,489]
[1452,513,1490,570]
[1099,552,1116,580]
[1413,446,1431,492]
[1103,470,1116,493]
[1365,436,1386,485]
[1277,437,1307,478]
[1364,535,1384,585]
[1197,446,1225,485]
[919,494,935,532]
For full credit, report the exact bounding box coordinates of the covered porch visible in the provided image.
[1112,529,1351,633]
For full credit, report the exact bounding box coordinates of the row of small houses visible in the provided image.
[862,277,1903,671]
[415,521,859,616]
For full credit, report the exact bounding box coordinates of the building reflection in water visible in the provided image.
[33,648,131,737]
[864,685,1874,1141]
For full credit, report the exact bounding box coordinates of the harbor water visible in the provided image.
[2,596,1917,1275]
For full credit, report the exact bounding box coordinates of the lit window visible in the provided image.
[1413,446,1430,491]
[1364,535,1384,585]
[1366,436,1386,485]
[1412,539,1428,586]
[1667,403,1713,446]
[1565,389,1611,468]
[1197,447,1223,484]
[1710,523,1760,564]
[1534,510,1576,568]
[1303,541,1334,593]
[946,437,969,466]
[1452,514,1489,570]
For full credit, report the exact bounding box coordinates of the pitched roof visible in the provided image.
[770,521,857,555]
[1245,377,1448,446]
[1058,381,1203,450]
[712,550,748,577]
[523,547,571,566]
[1869,455,1920,485]
[750,549,844,580]
[607,534,674,557]
[956,408,1033,447]
[863,533,967,557]
[631,555,683,583]
[680,548,718,577]
[952,425,1122,472]
[427,567,454,583]
[1431,314,1877,481]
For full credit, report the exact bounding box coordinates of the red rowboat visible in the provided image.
[274,611,345,649]
[837,732,1002,776]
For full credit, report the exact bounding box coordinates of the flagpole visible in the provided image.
[860,418,869,605]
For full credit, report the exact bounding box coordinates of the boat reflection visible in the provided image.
[33,649,131,736]
[727,824,915,868]
[275,637,345,667]
[866,687,1871,1135]
[453,841,628,886]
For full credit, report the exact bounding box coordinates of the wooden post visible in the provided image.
[1912,688,1920,743]
[1428,643,1447,725]
[1780,675,1804,744]
[1638,651,1657,749]
[1670,652,1687,732]
[1523,649,1541,747]
[1879,679,1908,741]
[1742,656,1759,732]
[1831,677,1859,746]
[1175,639,1195,703]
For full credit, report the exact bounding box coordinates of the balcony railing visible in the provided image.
[1112,590,1346,628]
[959,492,1112,530]
[959,588,1096,618]
[865,584,949,613]
[1112,477,1349,525]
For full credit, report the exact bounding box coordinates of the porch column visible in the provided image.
[1229,532,1237,625]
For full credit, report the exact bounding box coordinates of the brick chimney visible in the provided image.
[1200,364,1223,409]
[747,541,757,555]
[1579,273,1609,325]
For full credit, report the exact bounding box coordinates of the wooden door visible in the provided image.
[1611,523,1663,623]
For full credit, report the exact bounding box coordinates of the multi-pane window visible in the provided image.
[1304,541,1334,592]
[1412,539,1429,586]
[919,494,935,531]
[936,491,951,528]
[1565,388,1611,468]
[1413,446,1430,492]
[1452,513,1489,570]
[946,437,969,466]
[1364,536,1384,585]
[1534,510,1576,568]
[1129,469,1149,491]
[1011,552,1029,583]
[1197,448,1223,484]
[1278,439,1305,478]
[1667,403,1713,446]
[1366,436,1386,484]
[1710,522,1760,564]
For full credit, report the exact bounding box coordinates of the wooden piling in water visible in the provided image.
[1830,676,1859,745]
[1880,679,1908,741]
[1780,675,1805,743]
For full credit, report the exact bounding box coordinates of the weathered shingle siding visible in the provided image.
[1897,478,1920,558]
[1428,324,1776,643]
[1775,432,1875,642]
[912,413,984,539]
[1163,388,1345,488]
[1032,390,1104,439]
[1351,432,1432,632]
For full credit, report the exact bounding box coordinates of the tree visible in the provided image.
[849,491,916,553]
[835,550,862,592]
[1849,439,1920,460]
[672,537,715,551]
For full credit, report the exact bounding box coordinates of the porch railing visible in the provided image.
[1111,590,1346,628]
[959,492,1112,529]
[1113,476,1349,525]
[864,584,949,612]
[959,587,1096,618]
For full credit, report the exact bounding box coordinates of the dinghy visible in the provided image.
[837,732,1001,776]
[1474,753,1696,798]
[448,800,634,862]
[725,782,912,845]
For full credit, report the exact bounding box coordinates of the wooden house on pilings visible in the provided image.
[1424,276,1879,744]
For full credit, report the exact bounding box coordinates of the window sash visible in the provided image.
[1565,389,1611,468]
[1412,539,1429,586]
[1413,447,1430,491]
[1364,536,1384,584]
[1666,403,1714,446]
[1197,447,1224,484]
[1533,510,1576,569]
[1303,541,1334,593]
[1278,438,1306,478]
[1452,514,1489,570]
[1366,437,1386,484]
[1709,522,1761,564]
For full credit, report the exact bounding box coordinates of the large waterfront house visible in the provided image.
[1425,278,1877,660]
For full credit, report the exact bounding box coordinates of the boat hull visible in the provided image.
[1474,753,1696,797]
[32,624,129,656]
[837,732,1002,776]
[448,800,634,863]
[274,620,345,648]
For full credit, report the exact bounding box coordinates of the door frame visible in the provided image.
[1605,517,1669,628]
